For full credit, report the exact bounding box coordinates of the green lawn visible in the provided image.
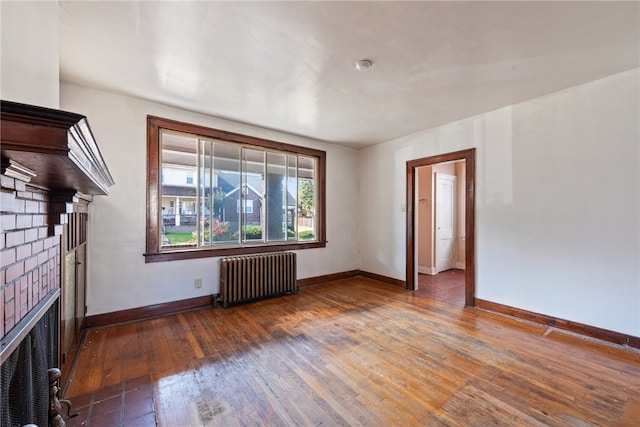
[165,233,195,244]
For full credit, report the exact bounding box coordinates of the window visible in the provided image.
[145,116,326,262]
[237,199,253,214]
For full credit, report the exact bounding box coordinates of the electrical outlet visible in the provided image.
[194,278,202,288]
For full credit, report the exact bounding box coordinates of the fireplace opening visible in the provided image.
[1,294,59,427]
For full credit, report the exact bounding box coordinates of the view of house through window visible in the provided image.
[160,130,317,249]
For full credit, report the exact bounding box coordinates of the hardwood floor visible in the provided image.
[65,278,640,426]
[417,269,465,306]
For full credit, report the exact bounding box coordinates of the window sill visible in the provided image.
[144,241,327,263]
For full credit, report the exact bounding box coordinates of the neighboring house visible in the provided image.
[223,183,298,232]
[224,184,263,231]
[161,184,197,226]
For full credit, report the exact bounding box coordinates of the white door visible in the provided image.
[436,173,456,272]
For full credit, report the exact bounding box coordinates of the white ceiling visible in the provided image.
[59,1,639,149]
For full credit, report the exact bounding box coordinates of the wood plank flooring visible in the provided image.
[417,269,465,307]
[65,278,640,426]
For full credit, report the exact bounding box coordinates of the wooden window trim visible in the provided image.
[144,116,327,263]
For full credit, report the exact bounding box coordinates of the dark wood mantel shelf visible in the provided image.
[1,100,114,195]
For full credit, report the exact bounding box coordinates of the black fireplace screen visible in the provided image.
[1,300,58,427]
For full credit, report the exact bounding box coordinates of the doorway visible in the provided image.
[406,148,476,306]
[435,172,457,273]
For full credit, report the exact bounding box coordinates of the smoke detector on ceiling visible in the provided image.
[355,59,373,71]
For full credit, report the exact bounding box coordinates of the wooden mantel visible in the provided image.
[1,100,114,195]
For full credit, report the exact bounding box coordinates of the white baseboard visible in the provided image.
[418,266,437,275]
[455,261,465,270]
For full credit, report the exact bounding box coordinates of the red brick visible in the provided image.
[38,227,48,239]
[1,175,15,190]
[0,287,4,337]
[12,199,26,214]
[25,200,39,213]
[27,273,34,310]
[32,275,40,302]
[1,248,16,266]
[41,271,48,293]
[32,214,45,227]
[20,302,28,318]
[16,244,31,261]
[4,315,15,334]
[31,239,44,254]
[0,190,15,211]
[16,191,33,199]
[38,251,49,264]
[24,255,38,272]
[4,282,15,317]
[24,228,38,243]
[16,214,32,228]
[19,278,28,314]
[5,230,25,247]
[5,262,24,282]
[31,192,46,201]
[1,214,16,231]
[43,236,56,249]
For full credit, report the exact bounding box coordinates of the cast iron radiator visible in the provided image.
[219,252,297,308]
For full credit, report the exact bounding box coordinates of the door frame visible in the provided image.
[406,148,476,306]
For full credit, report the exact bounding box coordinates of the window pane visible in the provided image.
[241,148,265,242]
[266,152,287,242]
[199,139,211,245]
[298,156,316,240]
[287,156,298,240]
[161,131,198,247]
[211,141,240,245]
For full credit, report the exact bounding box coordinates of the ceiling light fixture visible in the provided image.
[355,59,373,71]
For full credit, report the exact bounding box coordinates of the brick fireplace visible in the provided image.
[1,100,113,427]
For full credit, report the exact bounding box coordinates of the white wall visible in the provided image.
[60,83,359,316]
[359,69,640,336]
[0,1,59,108]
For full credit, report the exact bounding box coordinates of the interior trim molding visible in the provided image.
[299,270,406,288]
[418,266,437,275]
[297,270,359,287]
[357,270,406,288]
[85,295,214,328]
[476,298,640,349]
